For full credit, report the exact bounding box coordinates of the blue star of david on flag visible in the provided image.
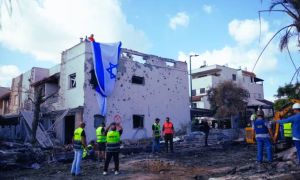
[92,41,122,116]
[106,62,118,79]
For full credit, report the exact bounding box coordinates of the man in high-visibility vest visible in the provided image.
[162,117,174,153]
[277,103,300,165]
[71,122,87,176]
[283,122,293,148]
[152,118,161,153]
[253,110,273,163]
[103,122,123,175]
[96,123,107,161]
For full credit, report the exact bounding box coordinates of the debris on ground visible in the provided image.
[1,132,300,179]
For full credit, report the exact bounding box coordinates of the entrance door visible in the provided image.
[64,115,75,144]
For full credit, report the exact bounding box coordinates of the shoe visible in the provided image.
[103,171,107,175]
[114,171,119,175]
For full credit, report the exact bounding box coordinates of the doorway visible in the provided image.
[64,115,75,144]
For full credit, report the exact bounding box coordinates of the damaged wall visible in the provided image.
[83,42,190,141]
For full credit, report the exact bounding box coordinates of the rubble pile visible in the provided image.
[0,141,47,170]
[208,146,300,179]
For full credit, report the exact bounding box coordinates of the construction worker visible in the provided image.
[103,122,123,175]
[152,118,161,153]
[162,117,174,153]
[253,110,273,163]
[96,123,107,161]
[277,103,300,165]
[71,122,87,176]
[82,140,96,160]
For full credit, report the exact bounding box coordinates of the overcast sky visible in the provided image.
[0,0,299,101]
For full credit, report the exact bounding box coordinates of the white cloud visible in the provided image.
[229,19,269,45]
[169,12,189,30]
[0,65,21,87]
[178,18,280,75]
[0,0,150,63]
[202,4,212,14]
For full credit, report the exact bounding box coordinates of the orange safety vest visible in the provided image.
[163,122,174,134]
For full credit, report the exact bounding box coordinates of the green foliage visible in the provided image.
[274,98,290,111]
[276,82,300,99]
[207,81,249,118]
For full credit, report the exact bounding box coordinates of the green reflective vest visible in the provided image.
[106,131,120,152]
[82,144,93,159]
[96,127,106,143]
[283,123,292,138]
[73,127,83,149]
[153,123,161,137]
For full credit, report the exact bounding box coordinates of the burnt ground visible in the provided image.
[3,142,299,180]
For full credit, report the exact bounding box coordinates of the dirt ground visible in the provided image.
[1,142,300,180]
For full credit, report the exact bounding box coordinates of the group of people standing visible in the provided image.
[70,117,175,176]
[71,122,123,176]
[252,103,300,165]
[152,117,175,153]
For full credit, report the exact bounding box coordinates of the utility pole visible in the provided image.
[189,54,199,120]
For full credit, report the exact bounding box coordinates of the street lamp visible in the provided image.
[189,54,199,109]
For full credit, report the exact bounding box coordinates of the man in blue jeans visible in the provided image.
[253,110,273,163]
[71,122,87,176]
[152,118,161,153]
[277,103,300,165]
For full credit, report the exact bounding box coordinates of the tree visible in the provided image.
[29,85,59,144]
[276,82,300,99]
[274,82,300,111]
[253,0,300,72]
[207,81,249,118]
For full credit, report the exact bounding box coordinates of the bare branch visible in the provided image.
[28,97,36,105]
[252,24,294,72]
[41,89,59,103]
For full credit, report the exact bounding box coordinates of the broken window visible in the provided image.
[69,73,76,89]
[133,114,144,129]
[191,89,196,96]
[132,76,144,85]
[200,88,205,94]
[90,70,98,90]
[94,114,105,128]
[232,74,236,81]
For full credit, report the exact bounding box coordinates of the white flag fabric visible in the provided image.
[91,41,122,116]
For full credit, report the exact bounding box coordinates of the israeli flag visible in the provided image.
[91,41,122,116]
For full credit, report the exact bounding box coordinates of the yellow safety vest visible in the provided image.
[82,144,93,159]
[96,126,106,143]
[73,127,83,149]
[106,131,120,152]
[283,123,292,138]
[153,123,161,137]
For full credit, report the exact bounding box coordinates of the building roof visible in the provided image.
[247,98,273,107]
[31,73,60,87]
[0,87,11,99]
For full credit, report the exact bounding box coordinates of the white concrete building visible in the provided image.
[191,64,266,109]
[0,41,190,144]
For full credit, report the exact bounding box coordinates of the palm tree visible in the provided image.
[253,0,300,72]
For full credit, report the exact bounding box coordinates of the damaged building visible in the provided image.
[0,41,190,146]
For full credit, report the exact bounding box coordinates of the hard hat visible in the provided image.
[256,110,264,117]
[293,103,300,110]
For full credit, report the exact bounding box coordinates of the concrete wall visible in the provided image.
[8,76,23,114]
[58,43,85,110]
[83,42,190,141]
